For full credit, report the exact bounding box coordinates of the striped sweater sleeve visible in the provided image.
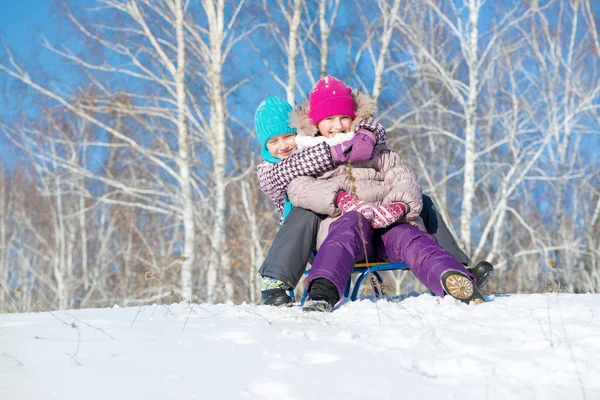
[256,142,336,215]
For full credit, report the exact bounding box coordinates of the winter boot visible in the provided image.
[302,278,339,312]
[441,270,485,305]
[468,261,494,289]
[261,289,294,307]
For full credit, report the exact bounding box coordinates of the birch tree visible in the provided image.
[0,1,198,299]
[200,0,233,302]
[187,0,261,302]
[316,0,340,78]
[172,0,195,301]
[259,0,305,102]
[258,0,340,101]
[0,167,13,312]
[302,0,340,83]
[1,0,599,310]
[240,180,265,303]
[385,1,535,255]
[348,0,402,101]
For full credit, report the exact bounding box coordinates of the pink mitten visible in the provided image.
[372,203,407,229]
[336,192,374,220]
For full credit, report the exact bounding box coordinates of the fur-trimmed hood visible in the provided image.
[290,90,378,137]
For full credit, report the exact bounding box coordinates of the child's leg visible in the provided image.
[307,211,374,300]
[420,194,470,265]
[259,207,323,288]
[376,223,476,297]
[420,194,494,288]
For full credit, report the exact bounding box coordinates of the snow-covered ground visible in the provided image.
[1,293,599,400]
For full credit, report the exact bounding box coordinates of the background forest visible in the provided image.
[0,0,598,312]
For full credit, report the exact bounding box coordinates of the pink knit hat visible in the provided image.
[308,75,356,125]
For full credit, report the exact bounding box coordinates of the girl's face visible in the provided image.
[266,133,297,159]
[317,115,353,138]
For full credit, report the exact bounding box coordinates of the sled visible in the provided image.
[288,261,409,304]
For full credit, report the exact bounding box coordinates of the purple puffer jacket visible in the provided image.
[288,91,426,248]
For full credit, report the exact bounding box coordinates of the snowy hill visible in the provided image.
[1,294,599,400]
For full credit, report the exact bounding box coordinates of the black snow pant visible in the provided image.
[420,194,471,266]
[258,207,324,289]
[259,195,471,290]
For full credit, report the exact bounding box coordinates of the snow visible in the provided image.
[2,293,600,400]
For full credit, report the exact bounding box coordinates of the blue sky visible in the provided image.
[0,1,59,168]
[1,2,54,50]
[1,1,598,175]
[0,0,344,171]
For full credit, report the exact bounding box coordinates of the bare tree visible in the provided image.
[1,0,599,313]
[0,0,260,303]
[0,166,13,312]
[317,0,340,78]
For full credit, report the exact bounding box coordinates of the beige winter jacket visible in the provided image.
[288,91,426,248]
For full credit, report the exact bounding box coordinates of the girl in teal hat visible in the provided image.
[254,95,378,306]
[254,96,299,221]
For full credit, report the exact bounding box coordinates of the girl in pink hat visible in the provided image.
[285,75,486,311]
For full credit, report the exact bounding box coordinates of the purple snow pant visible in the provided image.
[307,211,477,300]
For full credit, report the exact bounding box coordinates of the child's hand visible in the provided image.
[372,203,407,229]
[329,131,375,164]
[356,119,385,138]
[335,192,374,220]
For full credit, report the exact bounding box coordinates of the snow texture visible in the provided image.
[1,294,599,399]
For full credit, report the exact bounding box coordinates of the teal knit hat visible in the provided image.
[255,96,297,164]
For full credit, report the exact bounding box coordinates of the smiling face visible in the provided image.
[266,133,297,159]
[316,115,353,138]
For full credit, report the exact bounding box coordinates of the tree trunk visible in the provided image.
[459,0,481,256]
[0,171,7,312]
[204,0,230,302]
[372,0,401,100]
[175,0,195,302]
[241,181,264,303]
[318,0,329,78]
[78,148,89,291]
[286,0,303,104]
[54,174,68,310]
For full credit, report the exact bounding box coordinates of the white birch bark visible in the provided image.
[241,181,264,303]
[78,136,89,291]
[0,170,8,312]
[174,0,195,302]
[317,0,340,78]
[203,0,230,302]
[286,0,303,104]
[372,0,401,101]
[318,0,329,78]
[458,0,482,256]
[52,172,69,310]
[583,0,600,58]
